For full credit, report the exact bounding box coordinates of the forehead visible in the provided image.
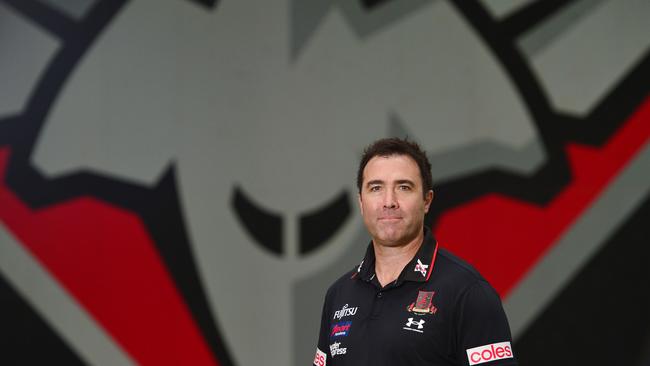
[363,154,421,183]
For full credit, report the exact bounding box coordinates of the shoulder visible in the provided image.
[323,267,359,299]
[433,248,502,303]
[435,249,505,314]
[435,248,488,287]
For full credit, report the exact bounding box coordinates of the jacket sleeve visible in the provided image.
[313,288,332,366]
[455,281,518,366]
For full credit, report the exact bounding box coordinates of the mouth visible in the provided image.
[378,217,402,221]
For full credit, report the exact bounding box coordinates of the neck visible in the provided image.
[373,229,424,287]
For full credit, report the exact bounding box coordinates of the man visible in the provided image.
[313,138,517,366]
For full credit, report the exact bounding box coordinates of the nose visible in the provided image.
[383,189,398,209]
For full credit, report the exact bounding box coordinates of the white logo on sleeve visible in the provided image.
[313,347,327,366]
[466,342,513,365]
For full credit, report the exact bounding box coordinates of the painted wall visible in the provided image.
[1,0,649,365]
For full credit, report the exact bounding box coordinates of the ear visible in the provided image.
[357,192,364,216]
[423,190,434,213]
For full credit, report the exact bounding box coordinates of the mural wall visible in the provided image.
[1,0,649,365]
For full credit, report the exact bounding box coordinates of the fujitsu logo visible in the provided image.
[466,342,513,365]
[333,304,358,320]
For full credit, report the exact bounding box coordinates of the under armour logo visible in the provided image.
[414,259,428,277]
[403,317,425,333]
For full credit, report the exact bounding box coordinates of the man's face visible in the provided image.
[359,154,433,247]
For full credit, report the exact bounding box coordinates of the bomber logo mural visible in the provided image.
[0,0,649,365]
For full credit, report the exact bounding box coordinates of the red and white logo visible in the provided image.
[466,342,513,365]
[414,259,429,277]
[313,347,327,366]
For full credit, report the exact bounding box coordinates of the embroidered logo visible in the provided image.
[403,317,425,333]
[330,321,352,337]
[329,342,347,357]
[414,259,429,277]
[333,303,358,320]
[407,290,438,315]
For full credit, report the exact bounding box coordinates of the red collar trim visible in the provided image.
[425,241,439,282]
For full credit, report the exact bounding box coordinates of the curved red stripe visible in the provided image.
[435,96,650,297]
[425,241,438,282]
[0,150,218,366]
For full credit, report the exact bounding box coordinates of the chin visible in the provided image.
[376,232,406,246]
[375,227,420,246]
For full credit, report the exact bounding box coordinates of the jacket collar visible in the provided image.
[355,227,439,284]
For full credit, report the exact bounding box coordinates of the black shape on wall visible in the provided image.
[141,167,235,366]
[515,194,650,366]
[232,186,284,256]
[232,188,351,256]
[0,274,86,366]
[1,0,648,364]
[638,333,650,366]
[423,0,650,228]
[0,1,236,364]
[185,0,218,9]
[500,0,573,37]
[299,190,350,255]
[361,0,392,10]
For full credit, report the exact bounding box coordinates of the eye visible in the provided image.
[398,185,411,191]
[369,185,381,192]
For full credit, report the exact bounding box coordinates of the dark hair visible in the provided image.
[357,137,433,198]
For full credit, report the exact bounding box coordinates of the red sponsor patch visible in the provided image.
[466,342,513,365]
[313,348,326,366]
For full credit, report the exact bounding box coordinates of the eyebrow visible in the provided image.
[366,180,384,187]
[365,179,415,187]
[395,180,415,186]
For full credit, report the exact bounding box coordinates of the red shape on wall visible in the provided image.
[436,97,650,298]
[0,149,218,366]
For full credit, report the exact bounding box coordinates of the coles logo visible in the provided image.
[330,321,352,337]
[466,342,513,365]
[313,347,327,366]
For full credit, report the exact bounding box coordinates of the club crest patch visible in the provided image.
[407,290,437,315]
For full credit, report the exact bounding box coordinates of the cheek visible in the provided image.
[360,198,377,211]
[359,202,372,218]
